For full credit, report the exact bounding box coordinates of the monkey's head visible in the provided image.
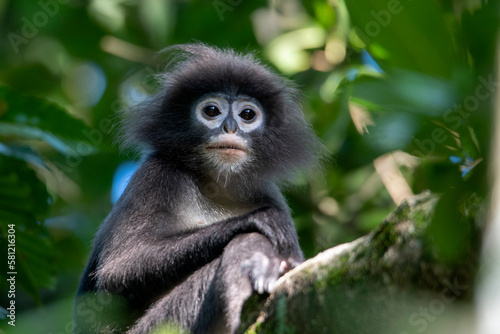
[122,44,323,187]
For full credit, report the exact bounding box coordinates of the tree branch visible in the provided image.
[241,191,479,334]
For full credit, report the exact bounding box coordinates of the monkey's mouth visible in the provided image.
[204,142,248,161]
[205,144,246,151]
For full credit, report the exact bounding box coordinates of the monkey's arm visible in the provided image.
[93,205,302,302]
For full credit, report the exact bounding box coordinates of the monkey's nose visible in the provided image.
[223,118,237,134]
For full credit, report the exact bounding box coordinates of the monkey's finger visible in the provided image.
[266,278,277,293]
[255,278,265,294]
[279,260,288,274]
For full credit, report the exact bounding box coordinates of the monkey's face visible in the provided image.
[123,45,322,183]
[193,94,264,172]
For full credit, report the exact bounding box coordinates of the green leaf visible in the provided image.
[351,70,456,115]
[0,86,95,155]
[0,155,55,303]
[345,0,455,78]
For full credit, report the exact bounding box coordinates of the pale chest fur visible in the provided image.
[174,187,258,230]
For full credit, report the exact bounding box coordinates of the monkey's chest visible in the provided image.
[176,197,255,229]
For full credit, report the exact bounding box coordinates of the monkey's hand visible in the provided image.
[247,206,304,264]
[220,233,288,296]
[241,251,287,294]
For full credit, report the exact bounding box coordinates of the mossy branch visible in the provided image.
[240,191,479,334]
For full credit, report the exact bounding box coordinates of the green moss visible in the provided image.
[323,255,350,287]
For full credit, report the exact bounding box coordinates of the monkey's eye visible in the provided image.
[239,109,256,121]
[203,106,221,118]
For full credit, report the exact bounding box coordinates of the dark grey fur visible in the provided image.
[74,44,322,334]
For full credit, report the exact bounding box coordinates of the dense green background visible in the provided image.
[0,0,497,332]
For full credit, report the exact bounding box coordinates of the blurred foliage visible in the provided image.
[0,0,497,332]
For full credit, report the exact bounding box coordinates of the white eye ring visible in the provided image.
[232,100,263,132]
[195,96,229,129]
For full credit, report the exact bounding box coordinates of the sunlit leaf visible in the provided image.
[266,26,327,74]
